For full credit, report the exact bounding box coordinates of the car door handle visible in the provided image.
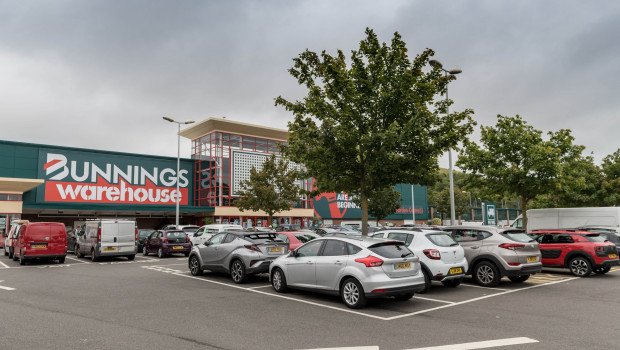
[471,246,480,249]
[306,261,314,264]
[334,261,343,265]
[114,237,117,242]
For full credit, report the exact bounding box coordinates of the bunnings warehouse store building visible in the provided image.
[0,118,429,234]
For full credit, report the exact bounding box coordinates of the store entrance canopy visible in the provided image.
[0,178,44,193]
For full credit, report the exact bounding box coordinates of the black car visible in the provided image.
[137,229,153,253]
[576,227,620,250]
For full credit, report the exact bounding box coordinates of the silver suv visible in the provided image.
[442,226,542,287]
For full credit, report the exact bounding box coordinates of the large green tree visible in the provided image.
[601,148,620,205]
[235,154,303,227]
[276,28,475,235]
[457,115,585,228]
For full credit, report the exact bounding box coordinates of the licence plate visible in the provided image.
[394,262,411,270]
[527,256,538,263]
[609,254,618,259]
[173,246,183,250]
[31,244,46,249]
[103,247,116,251]
[268,247,283,253]
[449,267,463,274]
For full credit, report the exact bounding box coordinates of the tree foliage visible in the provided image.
[235,154,303,227]
[366,188,402,225]
[276,28,475,235]
[430,187,469,220]
[601,148,620,205]
[457,115,587,228]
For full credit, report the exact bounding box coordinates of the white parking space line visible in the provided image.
[0,281,16,291]
[403,337,538,350]
[65,256,89,263]
[384,277,579,321]
[413,296,455,304]
[247,285,273,290]
[0,260,9,268]
[459,283,509,291]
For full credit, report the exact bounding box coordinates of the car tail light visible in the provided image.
[499,243,525,250]
[135,228,138,242]
[186,235,190,243]
[97,229,101,242]
[245,244,261,252]
[423,249,441,260]
[354,255,383,267]
[163,237,168,243]
[595,246,604,253]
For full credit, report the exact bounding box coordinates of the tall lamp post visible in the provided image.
[429,59,462,225]
[163,116,195,228]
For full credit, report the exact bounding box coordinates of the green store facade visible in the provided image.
[0,118,430,233]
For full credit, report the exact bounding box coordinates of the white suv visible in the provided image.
[188,224,243,246]
[371,229,467,292]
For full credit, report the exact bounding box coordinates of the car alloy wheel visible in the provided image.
[271,268,288,293]
[189,255,202,276]
[230,260,247,284]
[157,248,164,258]
[341,278,366,309]
[474,261,500,287]
[569,256,592,277]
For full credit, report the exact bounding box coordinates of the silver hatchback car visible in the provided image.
[188,231,289,283]
[443,226,542,287]
[269,236,425,309]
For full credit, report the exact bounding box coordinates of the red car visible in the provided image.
[143,230,191,258]
[13,221,67,265]
[528,230,619,277]
[276,231,320,250]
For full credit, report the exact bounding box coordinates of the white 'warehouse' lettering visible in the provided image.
[55,182,180,203]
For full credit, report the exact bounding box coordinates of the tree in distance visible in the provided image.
[457,115,586,228]
[367,188,402,226]
[235,154,304,228]
[276,28,475,235]
[430,187,469,223]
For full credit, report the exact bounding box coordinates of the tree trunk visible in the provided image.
[521,195,528,231]
[360,191,369,236]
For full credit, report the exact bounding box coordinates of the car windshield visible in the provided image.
[368,242,413,258]
[182,227,199,233]
[501,231,535,243]
[426,233,458,247]
[293,232,319,243]
[166,231,187,239]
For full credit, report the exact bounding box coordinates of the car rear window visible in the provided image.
[500,232,535,243]
[244,233,279,243]
[368,242,413,258]
[584,234,607,242]
[426,233,458,247]
[182,227,200,233]
[166,231,187,239]
[293,232,319,243]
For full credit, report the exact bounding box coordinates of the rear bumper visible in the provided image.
[365,284,425,299]
[596,259,620,268]
[162,243,191,254]
[22,253,66,260]
[246,258,278,274]
[502,264,542,277]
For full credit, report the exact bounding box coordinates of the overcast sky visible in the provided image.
[2,1,619,169]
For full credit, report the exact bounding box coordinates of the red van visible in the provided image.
[13,222,67,265]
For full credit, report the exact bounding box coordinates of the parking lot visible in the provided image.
[1,254,619,350]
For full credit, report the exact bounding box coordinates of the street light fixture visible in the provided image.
[429,59,462,225]
[162,116,195,228]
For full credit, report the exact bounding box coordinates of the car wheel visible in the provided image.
[74,244,79,255]
[142,246,148,256]
[594,266,611,274]
[569,256,592,277]
[4,250,7,257]
[58,256,65,264]
[189,255,203,276]
[341,278,366,309]
[508,275,530,283]
[231,260,247,284]
[419,269,431,294]
[19,251,26,265]
[76,246,84,258]
[441,278,462,287]
[271,268,288,293]
[157,247,164,258]
[91,249,98,262]
[473,261,501,287]
[394,292,414,301]
[9,248,14,259]
[127,255,135,261]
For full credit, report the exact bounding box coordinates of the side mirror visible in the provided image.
[289,250,298,257]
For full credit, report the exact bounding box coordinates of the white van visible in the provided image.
[76,220,137,261]
[511,207,620,232]
[188,224,243,246]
